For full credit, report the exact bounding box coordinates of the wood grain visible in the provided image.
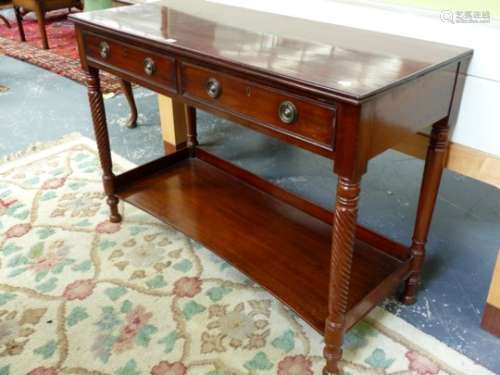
[117,158,408,333]
[69,0,472,101]
[181,62,336,148]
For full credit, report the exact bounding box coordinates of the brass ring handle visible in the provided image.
[206,78,221,98]
[144,57,156,76]
[278,101,298,124]
[99,41,110,59]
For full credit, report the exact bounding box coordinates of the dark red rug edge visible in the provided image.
[0,35,122,94]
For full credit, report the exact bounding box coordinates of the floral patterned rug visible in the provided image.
[0,135,494,375]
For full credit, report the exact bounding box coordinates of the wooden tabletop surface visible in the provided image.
[71,0,472,100]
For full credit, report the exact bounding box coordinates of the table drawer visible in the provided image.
[181,63,336,147]
[84,34,176,92]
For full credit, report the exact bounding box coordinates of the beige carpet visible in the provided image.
[0,135,494,375]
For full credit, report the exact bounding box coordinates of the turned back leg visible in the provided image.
[402,117,449,304]
[185,105,197,150]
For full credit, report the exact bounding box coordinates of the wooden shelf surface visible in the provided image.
[118,158,410,332]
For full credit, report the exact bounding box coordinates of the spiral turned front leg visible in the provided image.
[85,68,122,223]
[323,176,361,375]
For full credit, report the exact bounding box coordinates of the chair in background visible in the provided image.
[0,0,12,28]
[12,0,81,49]
[10,0,138,129]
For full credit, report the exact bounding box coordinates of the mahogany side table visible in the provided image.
[70,1,473,373]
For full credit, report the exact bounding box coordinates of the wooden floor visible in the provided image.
[118,158,410,332]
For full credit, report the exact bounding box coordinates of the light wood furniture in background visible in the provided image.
[158,95,189,153]
[395,133,500,189]
[481,250,500,337]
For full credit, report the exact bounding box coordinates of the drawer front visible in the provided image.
[84,34,176,91]
[181,63,335,147]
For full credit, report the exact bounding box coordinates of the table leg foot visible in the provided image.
[401,279,417,305]
[401,273,420,305]
[322,368,340,375]
[323,319,344,374]
[107,195,122,223]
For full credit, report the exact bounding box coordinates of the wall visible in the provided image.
[378,0,500,18]
[209,0,500,157]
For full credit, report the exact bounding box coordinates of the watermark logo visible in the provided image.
[440,10,491,24]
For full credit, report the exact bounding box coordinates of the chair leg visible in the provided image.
[34,5,49,49]
[0,14,11,28]
[14,6,26,42]
[119,80,138,129]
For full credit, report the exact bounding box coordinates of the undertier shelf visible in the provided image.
[117,158,410,332]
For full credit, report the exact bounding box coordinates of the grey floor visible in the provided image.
[1,56,499,373]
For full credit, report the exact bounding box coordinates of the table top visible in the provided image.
[71,0,472,100]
